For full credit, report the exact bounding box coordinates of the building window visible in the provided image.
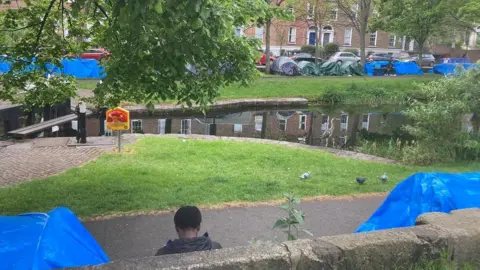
[71,120,78,131]
[388,35,396,47]
[288,27,297,44]
[362,114,369,130]
[352,4,358,19]
[344,28,352,46]
[340,114,348,130]
[131,119,142,133]
[369,31,377,47]
[255,115,263,131]
[158,119,166,134]
[255,26,264,40]
[321,115,329,131]
[307,3,313,19]
[234,27,243,37]
[330,8,338,21]
[299,114,307,130]
[103,120,113,136]
[233,124,243,134]
[180,119,191,134]
[279,119,287,131]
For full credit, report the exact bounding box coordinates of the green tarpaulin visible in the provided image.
[340,61,365,76]
[298,61,321,76]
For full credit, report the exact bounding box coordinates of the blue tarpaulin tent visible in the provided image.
[356,172,480,233]
[0,207,109,270]
[0,58,105,79]
[433,63,478,75]
[364,61,423,76]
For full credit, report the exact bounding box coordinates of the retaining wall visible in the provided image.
[76,208,480,270]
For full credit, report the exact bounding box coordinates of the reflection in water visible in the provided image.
[109,106,475,150]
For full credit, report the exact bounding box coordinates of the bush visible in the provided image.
[343,48,359,56]
[324,43,340,55]
[300,45,316,55]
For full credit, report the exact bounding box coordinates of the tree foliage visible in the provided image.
[403,68,480,165]
[0,0,267,109]
[371,0,447,63]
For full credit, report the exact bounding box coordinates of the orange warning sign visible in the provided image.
[106,107,130,131]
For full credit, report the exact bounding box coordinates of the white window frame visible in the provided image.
[299,114,307,130]
[362,114,370,131]
[352,4,359,19]
[158,119,166,134]
[330,7,338,21]
[344,28,353,46]
[104,120,113,136]
[369,31,377,47]
[131,119,143,133]
[255,115,263,132]
[235,27,244,37]
[233,124,243,134]
[307,3,313,20]
[279,119,287,131]
[340,114,348,130]
[255,26,264,40]
[321,115,329,131]
[180,119,192,134]
[288,27,297,44]
[388,34,396,48]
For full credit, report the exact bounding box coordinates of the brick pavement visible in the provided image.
[0,138,110,187]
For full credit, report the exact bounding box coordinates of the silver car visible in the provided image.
[328,52,361,64]
[403,54,436,67]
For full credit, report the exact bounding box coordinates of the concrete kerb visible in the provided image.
[76,208,480,270]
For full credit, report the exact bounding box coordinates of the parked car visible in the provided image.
[290,53,317,63]
[368,53,398,62]
[256,50,276,65]
[328,52,360,64]
[402,54,436,67]
[80,48,110,60]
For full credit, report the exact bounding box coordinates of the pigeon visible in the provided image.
[300,171,311,180]
[356,177,367,185]
[380,173,388,183]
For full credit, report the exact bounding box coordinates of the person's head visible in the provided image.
[174,206,202,239]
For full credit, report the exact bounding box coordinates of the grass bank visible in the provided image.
[76,76,437,105]
[0,137,476,218]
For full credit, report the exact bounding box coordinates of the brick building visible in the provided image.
[243,3,413,56]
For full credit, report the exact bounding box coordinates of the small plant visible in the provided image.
[273,193,313,241]
[324,43,340,56]
[300,45,316,55]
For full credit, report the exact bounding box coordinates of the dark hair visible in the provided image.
[174,206,202,229]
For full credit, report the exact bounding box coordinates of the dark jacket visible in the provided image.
[155,232,222,256]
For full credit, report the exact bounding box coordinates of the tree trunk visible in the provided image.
[265,20,272,74]
[261,112,268,139]
[359,27,366,64]
[417,41,424,67]
[348,114,361,148]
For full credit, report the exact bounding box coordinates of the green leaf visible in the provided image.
[287,234,297,241]
[273,219,289,229]
[155,0,164,13]
[292,211,304,225]
[191,18,203,29]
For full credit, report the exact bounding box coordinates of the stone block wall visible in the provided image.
[76,208,480,270]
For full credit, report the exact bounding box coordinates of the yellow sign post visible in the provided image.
[106,107,130,152]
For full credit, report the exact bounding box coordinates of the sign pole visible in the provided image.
[117,130,122,152]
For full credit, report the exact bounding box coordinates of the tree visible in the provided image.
[371,0,447,65]
[290,0,332,62]
[272,21,288,56]
[261,0,292,73]
[0,0,267,109]
[335,0,373,64]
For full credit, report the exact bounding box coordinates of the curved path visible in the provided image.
[83,194,385,261]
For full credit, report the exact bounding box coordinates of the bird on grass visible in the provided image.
[380,173,388,183]
[300,171,311,180]
[356,177,367,185]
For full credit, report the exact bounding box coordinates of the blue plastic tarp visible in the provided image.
[356,172,480,233]
[433,63,478,75]
[0,207,109,270]
[441,58,470,64]
[364,61,423,76]
[0,58,105,79]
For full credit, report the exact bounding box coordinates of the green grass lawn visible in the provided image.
[0,137,476,218]
[76,76,437,104]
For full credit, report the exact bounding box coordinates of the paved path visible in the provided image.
[0,137,113,187]
[83,195,385,261]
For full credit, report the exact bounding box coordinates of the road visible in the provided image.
[83,195,385,261]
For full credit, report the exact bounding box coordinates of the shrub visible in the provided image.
[324,43,340,56]
[300,45,316,55]
[343,48,359,56]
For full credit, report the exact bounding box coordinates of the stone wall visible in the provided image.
[77,208,480,270]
